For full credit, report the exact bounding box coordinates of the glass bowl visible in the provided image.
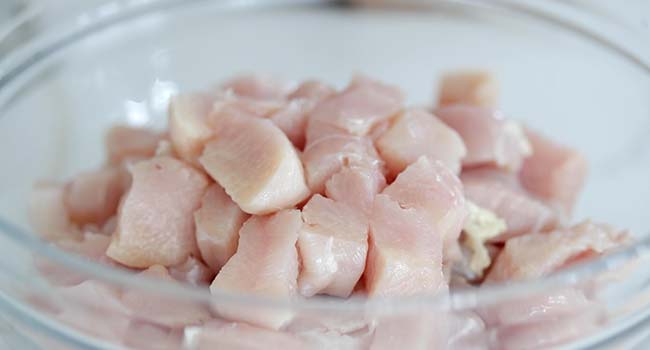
[1,0,650,349]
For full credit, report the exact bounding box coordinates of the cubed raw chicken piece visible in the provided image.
[365,194,446,296]
[302,134,384,194]
[325,166,386,216]
[269,81,335,150]
[494,311,600,350]
[64,167,129,226]
[220,74,294,100]
[121,265,211,328]
[519,129,589,216]
[168,256,214,286]
[29,182,78,241]
[190,320,305,350]
[36,231,115,286]
[210,209,301,329]
[447,311,488,350]
[486,220,631,282]
[435,105,531,171]
[199,111,309,215]
[106,126,163,165]
[289,80,336,101]
[122,322,183,350]
[307,75,404,137]
[106,156,209,268]
[370,313,447,350]
[375,109,467,176]
[168,92,214,164]
[269,100,312,150]
[438,71,499,108]
[461,168,558,242]
[298,194,368,297]
[194,184,249,271]
[382,157,467,255]
[55,280,132,341]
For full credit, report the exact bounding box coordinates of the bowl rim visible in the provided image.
[0,0,649,312]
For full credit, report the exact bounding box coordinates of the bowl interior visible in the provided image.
[0,0,649,264]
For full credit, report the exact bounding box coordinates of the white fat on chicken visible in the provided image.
[461,201,507,277]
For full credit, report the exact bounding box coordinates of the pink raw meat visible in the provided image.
[55,280,132,341]
[220,74,294,100]
[370,313,447,350]
[289,80,336,101]
[461,168,559,242]
[121,265,211,328]
[106,126,162,165]
[36,231,115,286]
[191,319,305,350]
[29,182,77,241]
[302,134,384,194]
[269,81,334,150]
[168,92,214,164]
[168,256,214,286]
[106,156,209,268]
[297,194,368,297]
[486,220,631,282]
[307,75,403,138]
[210,209,301,329]
[199,110,309,215]
[438,70,499,108]
[325,165,386,216]
[382,157,467,256]
[365,194,446,297]
[435,105,531,171]
[122,322,183,350]
[194,184,249,271]
[376,109,467,176]
[520,129,589,216]
[64,167,129,226]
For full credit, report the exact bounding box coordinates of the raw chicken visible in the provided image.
[36,231,115,286]
[382,157,467,255]
[461,168,558,242]
[64,167,129,226]
[302,134,384,194]
[375,109,467,176]
[221,74,294,100]
[106,156,209,268]
[289,80,336,101]
[269,81,335,149]
[199,110,309,215]
[486,220,631,282]
[435,105,531,171]
[297,194,368,297]
[29,182,77,241]
[370,313,447,350]
[325,165,386,216]
[106,126,162,165]
[55,280,132,341]
[121,265,211,328]
[122,322,183,350]
[190,319,305,350]
[307,75,403,139]
[210,209,301,329]
[461,201,507,277]
[519,129,589,216]
[194,184,249,271]
[168,92,214,164]
[365,194,446,297]
[438,71,499,108]
[168,256,214,286]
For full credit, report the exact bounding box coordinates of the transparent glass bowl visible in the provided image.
[1,1,650,349]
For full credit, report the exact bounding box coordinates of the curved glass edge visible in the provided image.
[0,0,648,311]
